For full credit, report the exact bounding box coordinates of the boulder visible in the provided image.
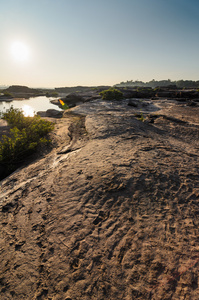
[37,111,46,117]
[37,109,63,118]
[50,98,76,109]
[62,92,101,105]
[50,99,60,106]
[45,109,63,118]
[64,93,84,104]
[67,103,76,108]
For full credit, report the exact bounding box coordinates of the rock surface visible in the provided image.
[37,109,63,118]
[0,99,199,299]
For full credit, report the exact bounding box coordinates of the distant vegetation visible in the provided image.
[115,79,199,89]
[0,107,54,177]
[46,91,59,97]
[100,88,123,100]
[55,85,111,94]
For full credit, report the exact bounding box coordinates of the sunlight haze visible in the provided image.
[10,41,30,63]
[1,0,199,87]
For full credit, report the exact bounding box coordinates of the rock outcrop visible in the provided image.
[0,100,199,300]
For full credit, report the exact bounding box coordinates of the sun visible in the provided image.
[22,105,35,117]
[10,41,30,63]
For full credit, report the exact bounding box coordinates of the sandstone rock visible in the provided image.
[0,100,199,300]
[37,109,63,118]
[62,92,101,105]
[45,109,63,117]
[37,111,46,117]
[50,99,60,106]
[64,93,84,104]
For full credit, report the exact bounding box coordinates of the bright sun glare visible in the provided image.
[22,105,35,117]
[10,41,30,63]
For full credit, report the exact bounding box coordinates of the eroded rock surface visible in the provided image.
[0,100,199,299]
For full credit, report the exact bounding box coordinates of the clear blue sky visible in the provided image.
[1,0,199,87]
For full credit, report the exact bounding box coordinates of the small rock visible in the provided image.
[128,100,138,107]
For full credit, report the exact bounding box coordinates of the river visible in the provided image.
[0,96,61,117]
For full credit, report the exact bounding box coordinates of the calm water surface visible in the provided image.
[0,96,61,117]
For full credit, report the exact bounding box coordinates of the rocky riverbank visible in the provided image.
[0,98,199,299]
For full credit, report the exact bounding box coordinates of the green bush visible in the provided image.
[135,112,145,122]
[0,107,54,172]
[99,88,123,100]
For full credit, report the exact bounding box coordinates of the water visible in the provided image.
[0,96,62,117]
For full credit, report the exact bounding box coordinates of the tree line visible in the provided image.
[115,79,199,89]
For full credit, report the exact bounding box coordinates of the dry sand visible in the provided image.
[0,99,199,299]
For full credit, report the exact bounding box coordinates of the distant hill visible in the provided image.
[55,85,111,94]
[4,85,41,94]
[3,85,44,98]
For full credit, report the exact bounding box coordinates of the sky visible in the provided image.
[1,0,199,88]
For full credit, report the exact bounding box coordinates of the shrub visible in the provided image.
[0,107,54,174]
[99,88,123,100]
[135,112,145,122]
